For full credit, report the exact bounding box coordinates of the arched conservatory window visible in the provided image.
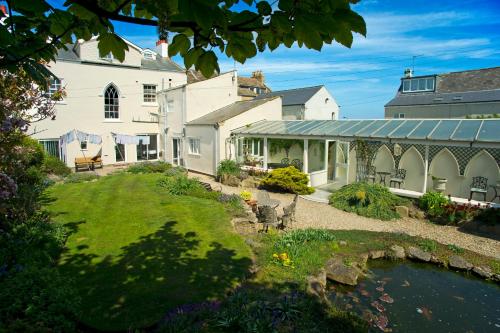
[104,84,119,119]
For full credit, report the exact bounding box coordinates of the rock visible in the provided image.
[306,269,327,300]
[388,245,405,259]
[448,255,473,270]
[472,266,493,279]
[357,253,369,270]
[430,255,444,265]
[406,246,431,262]
[414,210,426,219]
[369,250,386,259]
[241,177,260,188]
[339,240,348,246]
[221,174,241,187]
[325,257,361,286]
[395,205,409,218]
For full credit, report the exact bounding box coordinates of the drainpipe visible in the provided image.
[214,123,220,176]
[163,93,169,162]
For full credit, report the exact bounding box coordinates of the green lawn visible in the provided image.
[45,173,252,331]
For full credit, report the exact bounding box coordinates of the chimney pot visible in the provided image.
[0,5,7,15]
[156,39,169,58]
[251,70,265,84]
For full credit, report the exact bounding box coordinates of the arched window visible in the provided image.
[104,84,119,119]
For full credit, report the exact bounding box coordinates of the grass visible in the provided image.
[44,173,252,331]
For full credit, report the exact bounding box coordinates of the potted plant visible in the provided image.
[432,175,447,193]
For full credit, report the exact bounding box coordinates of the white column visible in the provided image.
[303,139,309,174]
[323,140,328,171]
[345,142,350,185]
[423,145,429,193]
[263,137,268,170]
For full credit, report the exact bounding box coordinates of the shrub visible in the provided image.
[64,172,100,183]
[475,207,500,225]
[329,182,406,220]
[164,166,188,177]
[274,229,336,250]
[42,155,71,177]
[240,190,252,201]
[259,167,314,194]
[419,191,449,218]
[158,175,205,195]
[217,159,241,178]
[418,239,437,253]
[127,161,172,174]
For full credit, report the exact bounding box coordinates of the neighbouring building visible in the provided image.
[157,71,282,175]
[30,36,187,167]
[385,67,500,119]
[255,85,340,120]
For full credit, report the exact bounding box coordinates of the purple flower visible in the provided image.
[0,173,17,199]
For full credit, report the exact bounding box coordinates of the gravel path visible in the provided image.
[190,172,500,259]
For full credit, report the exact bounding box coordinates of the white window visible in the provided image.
[167,100,174,112]
[101,52,113,61]
[143,84,156,103]
[188,138,200,155]
[393,113,405,119]
[80,141,88,150]
[143,51,155,60]
[402,77,435,93]
[104,84,119,119]
[47,78,62,98]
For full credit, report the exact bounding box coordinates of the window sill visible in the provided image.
[103,119,123,123]
[142,102,158,107]
[188,153,201,157]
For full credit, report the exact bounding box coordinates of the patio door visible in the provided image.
[327,141,349,185]
[172,138,181,165]
[115,143,126,162]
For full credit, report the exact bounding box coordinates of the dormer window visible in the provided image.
[101,52,113,61]
[402,77,435,93]
[143,51,156,60]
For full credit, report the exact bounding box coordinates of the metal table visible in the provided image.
[377,171,392,186]
[489,184,500,202]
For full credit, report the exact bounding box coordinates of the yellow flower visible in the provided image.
[355,190,366,201]
[279,253,288,260]
[272,253,279,259]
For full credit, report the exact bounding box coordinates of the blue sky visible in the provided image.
[52,0,500,118]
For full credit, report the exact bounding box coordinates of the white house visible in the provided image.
[254,85,340,120]
[30,37,187,167]
[157,71,282,175]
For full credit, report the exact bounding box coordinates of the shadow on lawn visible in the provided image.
[59,220,252,331]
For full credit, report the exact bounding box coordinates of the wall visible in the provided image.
[77,39,143,67]
[385,102,500,119]
[398,147,425,192]
[184,125,216,175]
[31,54,186,167]
[158,87,185,164]
[304,86,339,120]
[282,105,304,120]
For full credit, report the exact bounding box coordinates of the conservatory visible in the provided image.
[231,119,500,202]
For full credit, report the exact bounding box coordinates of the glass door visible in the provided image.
[115,143,126,162]
[172,138,181,165]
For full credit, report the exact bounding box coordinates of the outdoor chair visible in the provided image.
[280,158,290,166]
[74,149,103,172]
[257,190,271,203]
[290,159,303,171]
[366,166,376,183]
[280,194,298,229]
[469,176,488,201]
[389,169,406,188]
[257,205,279,232]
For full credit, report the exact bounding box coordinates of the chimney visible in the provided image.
[251,70,265,84]
[156,39,169,58]
[404,68,413,78]
[0,5,7,16]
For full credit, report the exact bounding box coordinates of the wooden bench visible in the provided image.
[75,156,103,172]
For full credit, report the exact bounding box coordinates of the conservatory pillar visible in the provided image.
[303,139,309,174]
[263,137,268,169]
[323,140,328,170]
[423,145,429,193]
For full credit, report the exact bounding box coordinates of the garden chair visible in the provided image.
[366,166,376,183]
[290,159,303,171]
[257,205,279,232]
[280,194,298,229]
[257,190,271,203]
[280,158,290,166]
[74,149,103,171]
[389,169,406,188]
[469,176,488,201]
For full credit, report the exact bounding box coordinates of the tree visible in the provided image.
[0,0,366,80]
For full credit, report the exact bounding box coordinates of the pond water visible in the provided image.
[327,261,500,332]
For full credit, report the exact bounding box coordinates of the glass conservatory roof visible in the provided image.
[231,119,500,147]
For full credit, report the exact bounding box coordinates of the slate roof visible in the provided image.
[254,85,323,106]
[55,44,184,72]
[386,67,500,107]
[187,97,280,125]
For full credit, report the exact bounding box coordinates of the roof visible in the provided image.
[187,69,218,83]
[238,87,258,97]
[231,119,500,147]
[386,67,500,107]
[55,42,184,72]
[188,97,280,125]
[238,76,267,89]
[255,85,323,106]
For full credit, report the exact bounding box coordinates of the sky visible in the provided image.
[52,0,500,119]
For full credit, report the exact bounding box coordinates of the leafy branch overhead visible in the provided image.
[0,0,366,79]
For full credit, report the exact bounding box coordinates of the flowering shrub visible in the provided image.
[419,191,449,218]
[273,252,295,268]
[260,166,314,194]
[240,190,252,201]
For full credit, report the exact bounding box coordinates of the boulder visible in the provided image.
[388,245,405,259]
[306,269,327,300]
[221,174,241,187]
[448,255,473,270]
[241,177,260,189]
[472,266,493,279]
[325,257,361,286]
[406,246,431,262]
[369,250,386,260]
[430,255,444,265]
[395,205,409,218]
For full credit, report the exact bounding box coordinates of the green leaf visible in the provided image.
[183,47,204,69]
[196,50,219,78]
[97,33,128,62]
[257,1,272,16]
[168,34,191,57]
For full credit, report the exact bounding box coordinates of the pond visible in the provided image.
[327,261,500,332]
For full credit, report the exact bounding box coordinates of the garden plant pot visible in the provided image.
[433,178,447,193]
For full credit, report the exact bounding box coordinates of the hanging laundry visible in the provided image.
[114,133,150,145]
[88,134,102,145]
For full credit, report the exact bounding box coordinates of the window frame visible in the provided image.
[188,138,201,155]
[80,140,88,150]
[143,84,157,103]
[101,52,113,61]
[47,78,63,98]
[104,84,120,119]
[402,77,436,93]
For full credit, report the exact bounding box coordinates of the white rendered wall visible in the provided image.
[304,87,340,120]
